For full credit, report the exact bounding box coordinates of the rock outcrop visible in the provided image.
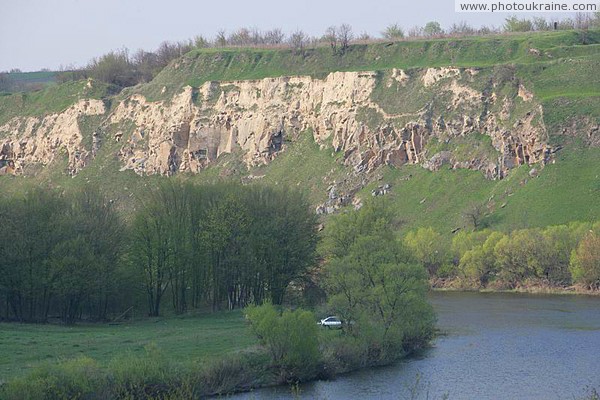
[0,67,550,179]
[0,99,106,175]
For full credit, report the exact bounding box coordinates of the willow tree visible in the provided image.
[322,199,435,356]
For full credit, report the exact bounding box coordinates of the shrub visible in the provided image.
[193,352,269,396]
[404,227,449,275]
[245,303,321,381]
[1,357,108,400]
[108,344,180,399]
[570,232,600,290]
[382,23,405,39]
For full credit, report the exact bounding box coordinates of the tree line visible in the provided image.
[43,13,600,90]
[3,14,599,93]
[1,183,598,325]
[403,222,600,290]
[0,183,317,323]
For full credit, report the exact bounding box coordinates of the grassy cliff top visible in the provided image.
[138,29,600,100]
[1,29,598,122]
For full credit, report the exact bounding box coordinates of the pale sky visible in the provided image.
[0,0,580,71]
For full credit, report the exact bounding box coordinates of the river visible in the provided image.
[234,291,600,400]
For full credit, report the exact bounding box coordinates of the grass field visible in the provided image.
[0,311,257,381]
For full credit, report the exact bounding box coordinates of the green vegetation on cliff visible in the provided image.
[143,30,600,100]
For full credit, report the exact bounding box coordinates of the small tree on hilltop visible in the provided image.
[289,30,308,54]
[423,21,443,37]
[504,16,533,32]
[324,26,338,53]
[215,29,227,47]
[338,23,354,53]
[382,23,405,39]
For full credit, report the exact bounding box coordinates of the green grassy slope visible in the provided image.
[354,146,600,234]
[139,30,600,100]
[0,80,114,126]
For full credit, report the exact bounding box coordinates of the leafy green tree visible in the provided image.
[423,21,443,36]
[404,227,449,276]
[382,23,404,39]
[494,229,550,286]
[50,237,96,324]
[258,187,317,304]
[86,48,137,87]
[128,182,196,316]
[130,200,174,317]
[0,187,125,322]
[570,232,600,290]
[459,231,505,286]
[155,183,193,314]
[68,187,125,320]
[322,200,435,356]
[451,229,492,265]
[200,193,250,311]
[326,236,433,350]
[541,225,577,284]
[245,303,320,380]
[0,189,68,321]
[320,200,394,260]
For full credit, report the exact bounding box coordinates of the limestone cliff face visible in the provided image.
[0,67,550,179]
[0,99,106,175]
[109,68,548,178]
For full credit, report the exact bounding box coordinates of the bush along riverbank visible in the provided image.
[0,305,426,400]
[0,304,433,400]
[430,278,600,296]
[403,222,600,293]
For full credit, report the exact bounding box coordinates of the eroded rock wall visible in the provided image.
[0,99,106,175]
[109,68,549,178]
[0,67,550,179]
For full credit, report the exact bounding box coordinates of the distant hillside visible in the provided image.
[0,30,598,234]
[0,70,58,93]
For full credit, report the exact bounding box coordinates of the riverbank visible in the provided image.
[0,311,428,399]
[231,291,600,400]
[430,278,600,297]
[3,289,598,399]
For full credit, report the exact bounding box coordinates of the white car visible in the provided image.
[319,316,343,328]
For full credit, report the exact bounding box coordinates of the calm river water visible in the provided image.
[234,291,600,400]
